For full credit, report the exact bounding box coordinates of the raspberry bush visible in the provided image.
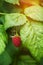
[0,0,43,65]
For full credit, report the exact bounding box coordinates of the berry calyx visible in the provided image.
[12,35,21,47]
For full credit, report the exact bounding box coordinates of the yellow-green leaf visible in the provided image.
[20,20,43,61]
[5,0,20,5]
[4,13,27,30]
[24,5,43,21]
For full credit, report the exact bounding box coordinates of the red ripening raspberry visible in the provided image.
[12,35,21,47]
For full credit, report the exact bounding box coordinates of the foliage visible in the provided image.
[0,0,43,65]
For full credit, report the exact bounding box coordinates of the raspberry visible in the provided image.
[12,35,21,47]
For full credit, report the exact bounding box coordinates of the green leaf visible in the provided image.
[0,37,6,54]
[0,25,8,43]
[24,5,43,21]
[4,13,27,30]
[0,2,22,13]
[20,20,43,61]
[13,55,36,65]
[0,0,4,9]
[0,15,5,24]
[0,33,7,44]
[5,0,20,5]
[0,25,5,33]
[0,25,8,54]
[0,51,12,65]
